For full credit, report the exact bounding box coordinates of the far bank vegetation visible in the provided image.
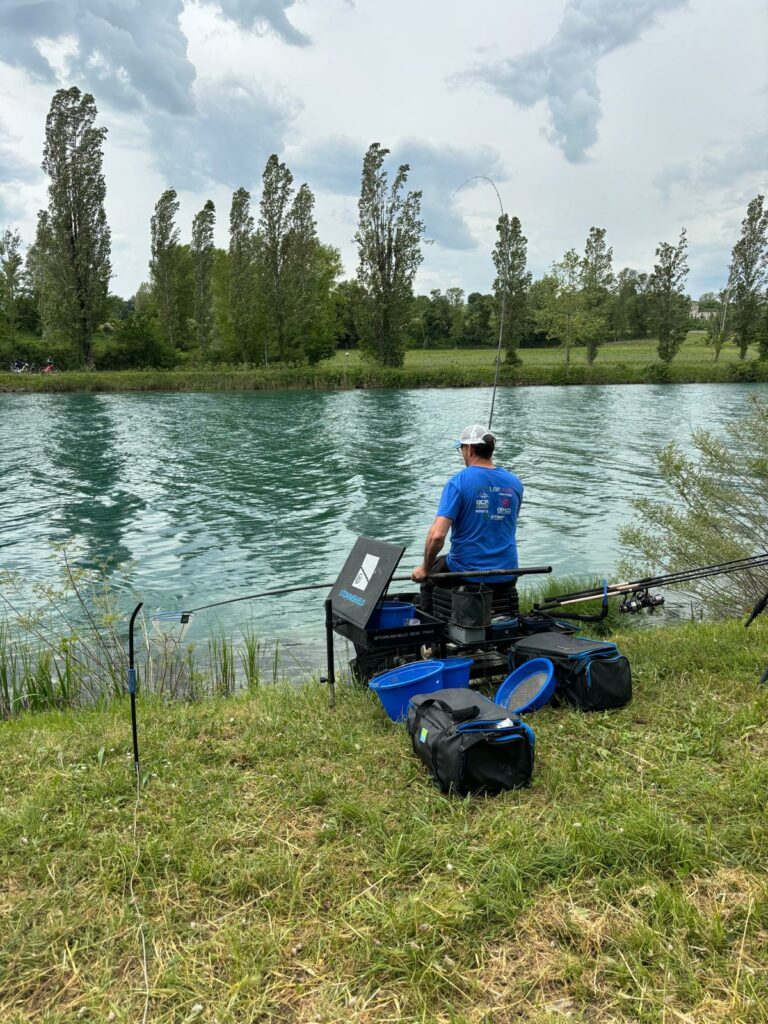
[1,89,767,374]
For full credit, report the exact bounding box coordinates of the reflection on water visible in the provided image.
[1,383,764,659]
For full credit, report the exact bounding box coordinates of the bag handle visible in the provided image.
[410,697,481,753]
[418,697,481,723]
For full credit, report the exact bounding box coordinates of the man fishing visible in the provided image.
[411,424,524,614]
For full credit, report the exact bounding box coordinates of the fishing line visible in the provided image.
[129,769,151,1024]
[125,601,151,1024]
[452,175,507,431]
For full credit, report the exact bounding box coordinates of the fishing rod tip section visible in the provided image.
[149,609,195,638]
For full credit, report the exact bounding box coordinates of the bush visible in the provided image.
[93,312,175,370]
[643,362,672,384]
[619,396,768,616]
[729,361,758,383]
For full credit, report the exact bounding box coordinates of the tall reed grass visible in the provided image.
[0,552,289,719]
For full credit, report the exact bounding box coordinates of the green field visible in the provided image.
[1,333,765,393]
[1,618,767,1023]
[335,332,759,369]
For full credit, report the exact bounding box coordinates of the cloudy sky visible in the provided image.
[0,0,766,299]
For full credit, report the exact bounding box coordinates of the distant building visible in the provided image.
[690,301,716,320]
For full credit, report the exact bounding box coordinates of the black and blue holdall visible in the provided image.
[511,633,632,711]
[406,688,535,795]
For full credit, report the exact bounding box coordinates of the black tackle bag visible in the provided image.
[512,633,632,711]
[406,688,535,795]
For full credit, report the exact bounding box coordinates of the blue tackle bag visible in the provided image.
[511,633,632,711]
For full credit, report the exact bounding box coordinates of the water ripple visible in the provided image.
[1,384,764,647]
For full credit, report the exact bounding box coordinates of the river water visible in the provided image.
[1,384,764,664]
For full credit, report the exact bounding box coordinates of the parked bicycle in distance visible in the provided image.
[8,358,58,374]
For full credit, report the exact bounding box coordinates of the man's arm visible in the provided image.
[411,516,452,582]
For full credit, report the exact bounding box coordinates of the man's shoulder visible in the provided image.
[495,465,523,486]
[487,465,524,497]
[445,467,469,486]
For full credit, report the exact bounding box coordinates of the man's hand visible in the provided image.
[413,517,451,584]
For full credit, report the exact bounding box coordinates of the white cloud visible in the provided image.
[0,0,308,113]
[148,79,297,190]
[460,0,689,162]
[655,131,768,199]
[0,0,765,299]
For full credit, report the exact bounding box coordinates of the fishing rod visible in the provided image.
[744,587,768,685]
[184,565,552,615]
[534,553,768,620]
[125,565,552,740]
[453,174,506,431]
[745,586,768,629]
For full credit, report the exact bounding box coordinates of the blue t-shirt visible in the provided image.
[436,465,524,582]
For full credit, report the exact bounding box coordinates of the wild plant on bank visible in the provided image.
[0,548,281,718]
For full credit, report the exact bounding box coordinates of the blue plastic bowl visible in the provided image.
[494,658,556,714]
[441,656,474,688]
[370,600,416,630]
[369,661,444,721]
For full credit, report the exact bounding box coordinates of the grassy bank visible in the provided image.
[1,618,767,1022]
[2,334,766,393]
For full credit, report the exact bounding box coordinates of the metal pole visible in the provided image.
[128,602,143,781]
[324,597,336,709]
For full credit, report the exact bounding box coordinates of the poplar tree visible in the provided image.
[38,87,111,367]
[648,229,689,364]
[282,183,340,365]
[228,188,256,363]
[355,143,424,367]
[191,199,215,357]
[0,228,23,343]
[255,155,294,363]
[150,188,181,348]
[254,156,339,365]
[580,226,614,364]
[492,214,531,365]
[728,194,767,359]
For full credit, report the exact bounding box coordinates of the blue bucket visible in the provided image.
[369,661,444,721]
[441,656,474,688]
[370,600,416,630]
[494,658,555,714]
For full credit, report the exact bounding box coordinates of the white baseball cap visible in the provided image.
[452,424,497,448]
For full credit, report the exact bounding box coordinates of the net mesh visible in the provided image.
[499,670,549,712]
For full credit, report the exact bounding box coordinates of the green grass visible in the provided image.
[342,332,760,368]
[1,333,766,393]
[1,618,767,1022]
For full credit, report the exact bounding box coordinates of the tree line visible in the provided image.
[1,87,767,370]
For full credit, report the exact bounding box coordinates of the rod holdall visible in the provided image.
[511,633,632,711]
[406,688,535,795]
